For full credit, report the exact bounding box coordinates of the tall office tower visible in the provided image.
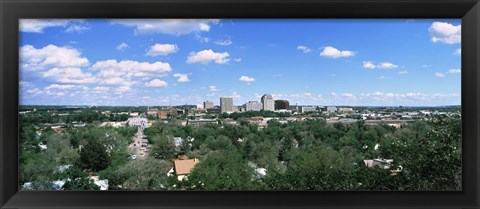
[245,101,263,111]
[220,97,234,113]
[274,100,290,110]
[261,94,275,111]
[203,101,214,109]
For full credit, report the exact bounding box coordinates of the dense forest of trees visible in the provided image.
[19,111,461,191]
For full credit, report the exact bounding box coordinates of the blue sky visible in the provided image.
[19,19,461,106]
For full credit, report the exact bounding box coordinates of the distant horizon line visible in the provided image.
[19,104,462,108]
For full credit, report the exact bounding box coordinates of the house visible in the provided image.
[363,159,394,169]
[171,158,200,181]
[89,176,109,190]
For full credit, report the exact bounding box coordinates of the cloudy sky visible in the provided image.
[19,19,461,106]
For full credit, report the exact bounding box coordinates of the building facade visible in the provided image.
[261,94,275,111]
[220,97,234,113]
[274,100,290,110]
[203,101,214,109]
[246,101,263,111]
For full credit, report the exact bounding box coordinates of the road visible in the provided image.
[127,126,150,160]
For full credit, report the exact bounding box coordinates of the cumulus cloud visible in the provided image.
[320,46,356,58]
[144,79,168,87]
[112,19,219,35]
[42,67,96,84]
[93,86,110,91]
[429,22,461,44]
[92,59,172,74]
[186,49,230,64]
[20,44,89,71]
[448,69,461,74]
[398,71,408,75]
[146,43,179,56]
[363,61,398,69]
[173,73,190,82]
[297,45,311,53]
[209,86,219,91]
[239,76,255,83]
[20,19,85,33]
[214,40,233,46]
[64,24,90,33]
[116,42,129,51]
[379,76,386,80]
[45,84,76,90]
[435,72,445,77]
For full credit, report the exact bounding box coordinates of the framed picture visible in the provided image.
[1,0,479,208]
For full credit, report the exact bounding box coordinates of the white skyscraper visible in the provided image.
[245,101,263,111]
[220,97,234,113]
[261,94,275,111]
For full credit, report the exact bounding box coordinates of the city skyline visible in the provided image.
[20,19,461,106]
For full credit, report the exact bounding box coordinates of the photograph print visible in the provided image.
[19,19,461,191]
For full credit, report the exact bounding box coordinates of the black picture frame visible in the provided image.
[1,0,479,208]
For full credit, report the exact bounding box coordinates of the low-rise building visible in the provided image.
[187,119,218,126]
[169,158,201,181]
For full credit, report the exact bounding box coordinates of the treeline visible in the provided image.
[20,110,130,124]
[19,120,137,190]
[217,110,291,120]
[19,114,461,191]
[142,115,461,191]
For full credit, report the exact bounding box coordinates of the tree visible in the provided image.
[151,135,177,159]
[63,177,100,190]
[114,159,171,190]
[78,138,111,172]
[184,149,257,190]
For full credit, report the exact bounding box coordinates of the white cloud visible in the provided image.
[144,79,168,87]
[146,43,179,56]
[363,61,376,69]
[435,72,445,77]
[297,45,311,53]
[320,46,356,58]
[42,67,96,84]
[363,61,398,69]
[194,34,210,43]
[454,48,461,56]
[20,19,78,33]
[448,69,461,74]
[239,76,255,83]
[92,59,172,74]
[422,64,432,68]
[234,58,242,62]
[93,86,110,91]
[341,93,354,97]
[64,24,90,33]
[398,71,408,75]
[209,86,219,91]
[379,76,385,80]
[215,40,232,46]
[429,22,461,44]
[112,19,219,35]
[116,43,129,51]
[378,62,398,69]
[186,49,230,64]
[45,84,76,90]
[173,73,190,82]
[20,45,89,71]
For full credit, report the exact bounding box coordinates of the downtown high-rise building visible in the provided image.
[203,101,214,109]
[261,94,275,111]
[245,101,263,111]
[275,100,290,110]
[220,97,234,113]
